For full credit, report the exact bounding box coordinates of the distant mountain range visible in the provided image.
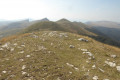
[86,21,120,42]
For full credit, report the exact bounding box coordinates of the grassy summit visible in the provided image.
[0,31,120,80]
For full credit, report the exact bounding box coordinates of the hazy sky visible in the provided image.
[0,0,120,22]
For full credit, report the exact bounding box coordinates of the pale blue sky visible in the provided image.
[0,0,120,22]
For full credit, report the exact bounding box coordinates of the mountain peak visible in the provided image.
[57,18,71,23]
[40,18,49,21]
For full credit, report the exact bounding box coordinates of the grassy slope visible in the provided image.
[0,31,120,80]
[22,21,68,34]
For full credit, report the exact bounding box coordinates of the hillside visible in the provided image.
[0,31,120,80]
[22,21,68,33]
[0,18,49,39]
[22,19,120,47]
[86,21,120,42]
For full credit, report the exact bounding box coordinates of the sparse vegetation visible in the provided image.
[0,31,120,80]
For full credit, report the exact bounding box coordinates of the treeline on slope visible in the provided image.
[21,19,120,47]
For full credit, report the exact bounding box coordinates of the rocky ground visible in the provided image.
[0,31,120,80]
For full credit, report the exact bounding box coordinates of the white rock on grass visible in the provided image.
[116,66,120,72]
[10,48,14,51]
[19,59,24,62]
[105,61,116,67]
[93,76,99,80]
[66,63,74,67]
[69,45,75,48]
[78,38,88,42]
[26,55,31,58]
[22,71,27,75]
[57,77,61,80]
[13,43,17,46]
[18,51,24,54]
[0,48,4,50]
[110,55,117,58]
[59,33,68,38]
[103,79,109,80]
[2,42,10,48]
[81,49,88,52]
[21,45,25,47]
[98,67,105,73]
[92,65,96,69]
[22,65,26,70]
[2,71,7,73]
[74,67,79,71]
[69,71,72,74]
[83,52,93,57]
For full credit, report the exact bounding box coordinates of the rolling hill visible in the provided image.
[22,19,120,47]
[0,18,49,39]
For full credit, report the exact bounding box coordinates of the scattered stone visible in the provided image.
[22,71,27,75]
[51,43,53,46]
[86,60,89,63]
[81,49,88,52]
[105,61,116,67]
[74,67,79,71]
[33,35,38,38]
[22,65,26,70]
[116,66,120,72]
[59,33,68,38]
[26,55,31,58]
[2,42,10,48]
[57,77,61,80]
[98,67,104,73]
[69,45,75,48]
[66,63,74,67]
[10,74,15,78]
[6,58,9,60]
[13,43,17,46]
[69,71,72,74]
[83,52,93,57]
[93,76,99,80]
[0,48,4,50]
[21,45,25,47]
[18,51,24,54]
[103,79,109,80]
[92,65,96,69]
[10,48,14,51]
[110,55,117,58]
[19,59,24,62]
[78,38,88,42]
[2,71,7,73]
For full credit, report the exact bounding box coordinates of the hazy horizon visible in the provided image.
[0,0,120,22]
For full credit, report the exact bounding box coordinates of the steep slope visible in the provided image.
[86,21,120,42]
[0,31,120,80]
